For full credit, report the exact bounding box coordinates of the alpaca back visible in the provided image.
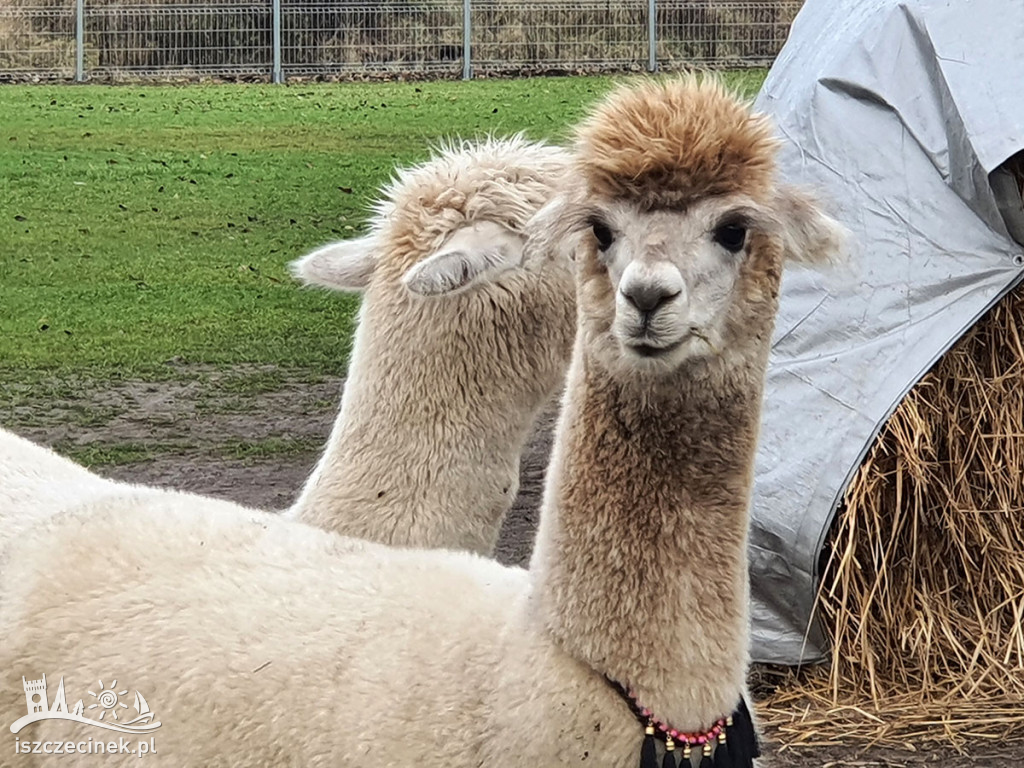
[0,492,527,766]
[0,489,647,767]
[0,428,128,557]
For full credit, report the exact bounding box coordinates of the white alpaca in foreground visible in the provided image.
[286,136,576,552]
[0,136,575,556]
[0,431,152,558]
[0,79,844,767]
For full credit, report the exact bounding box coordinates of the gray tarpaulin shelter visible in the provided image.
[748,0,1024,664]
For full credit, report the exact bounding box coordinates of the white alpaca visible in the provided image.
[0,79,844,767]
[286,136,576,553]
[0,430,165,558]
[0,136,575,557]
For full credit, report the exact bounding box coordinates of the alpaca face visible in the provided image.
[577,193,785,375]
[553,78,846,380]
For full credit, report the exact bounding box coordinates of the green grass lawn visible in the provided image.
[0,72,766,389]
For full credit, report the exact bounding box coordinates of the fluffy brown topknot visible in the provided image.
[574,77,779,209]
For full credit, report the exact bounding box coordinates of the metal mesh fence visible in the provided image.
[0,0,802,82]
[473,1,649,74]
[282,2,462,76]
[0,2,76,79]
[86,2,272,79]
[658,1,798,67]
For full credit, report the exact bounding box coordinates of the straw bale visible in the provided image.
[758,274,1024,748]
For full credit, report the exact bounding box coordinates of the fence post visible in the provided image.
[75,0,85,82]
[647,0,657,72]
[462,0,471,80]
[272,0,283,84]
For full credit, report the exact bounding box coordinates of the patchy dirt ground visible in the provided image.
[1,365,551,564]
[2,367,1021,766]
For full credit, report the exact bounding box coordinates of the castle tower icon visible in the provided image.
[23,675,47,715]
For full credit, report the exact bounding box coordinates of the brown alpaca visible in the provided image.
[0,79,843,766]
[523,78,845,764]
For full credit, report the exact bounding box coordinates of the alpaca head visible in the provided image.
[291,136,573,300]
[532,78,845,379]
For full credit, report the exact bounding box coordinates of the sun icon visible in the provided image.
[87,680,129,721]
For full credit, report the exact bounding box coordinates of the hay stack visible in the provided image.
[760,168,1024,748]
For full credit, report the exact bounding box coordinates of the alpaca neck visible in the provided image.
[291,281,569,552]
[530,342,766,729]
[290,331,530,550]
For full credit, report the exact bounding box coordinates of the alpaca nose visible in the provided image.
[621,283,681,314]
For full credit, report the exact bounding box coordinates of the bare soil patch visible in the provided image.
[0,365,549,564]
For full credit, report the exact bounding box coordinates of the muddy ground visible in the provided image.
[3,367,1021,766]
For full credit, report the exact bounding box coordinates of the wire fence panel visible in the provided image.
[282,1,462,77]
[0,0,802,82]
[658,0,801,68]
[472,0,648,75]
[84,2,272,79]
[0,2,76,79]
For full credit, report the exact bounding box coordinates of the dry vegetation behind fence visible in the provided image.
[0,0,800,81]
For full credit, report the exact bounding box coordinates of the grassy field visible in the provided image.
[1,73,765,463]
[1,73,764,379]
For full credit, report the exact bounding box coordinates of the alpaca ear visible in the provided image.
[523,192,590,264]
[775,186,849,266]
[290,235,378,292]
[402,221,525,297]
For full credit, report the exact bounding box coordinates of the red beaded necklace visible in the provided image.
[606,679,760,768]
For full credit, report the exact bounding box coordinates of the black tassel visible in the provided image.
[661,737,677,768]
[737,709,757,766]
[738,699,761,759]
[698,743,713,768]
[713,732,731,768]
[726,715,747,768]
[640,724,658,768]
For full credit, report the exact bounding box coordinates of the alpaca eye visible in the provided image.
[591,221,615,252]
[713,224,747,253]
